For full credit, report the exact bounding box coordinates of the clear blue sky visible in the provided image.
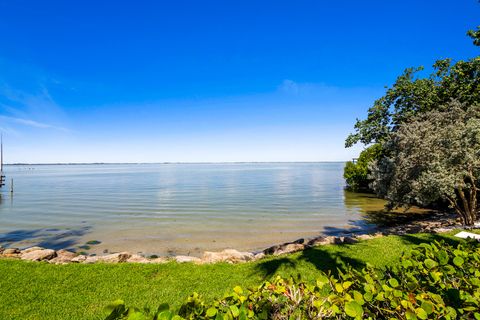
[0,0,478,163]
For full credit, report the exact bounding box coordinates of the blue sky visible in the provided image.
[0,1,478,163]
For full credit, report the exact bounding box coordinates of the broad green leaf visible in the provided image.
[453,256,464,266]
[424,259,437,269]
[206,307,217,317]
[388,278,399,288]
[229,305,239,318]
[415,308,428,320]
[344,301,364,318]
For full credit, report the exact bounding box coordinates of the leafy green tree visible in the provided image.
[467,25,480,46]
[370,101,480,225]
[343,144,382,192]
[345,27,480,148]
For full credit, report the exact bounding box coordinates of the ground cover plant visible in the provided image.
[0,232,473,320]
[105,238,480,319]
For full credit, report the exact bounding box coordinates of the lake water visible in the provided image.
[0,163,387,256]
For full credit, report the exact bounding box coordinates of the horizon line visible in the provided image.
[4,161,349,166]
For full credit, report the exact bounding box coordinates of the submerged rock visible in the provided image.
[202,249,254,263]
[21,249,56,261]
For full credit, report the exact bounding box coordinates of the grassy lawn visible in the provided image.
[0,232,469,320]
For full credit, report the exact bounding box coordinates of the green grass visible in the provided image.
[0,232,470,320]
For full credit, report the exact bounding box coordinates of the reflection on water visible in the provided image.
[0,163,407,255]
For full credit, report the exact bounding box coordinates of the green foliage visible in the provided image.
[105,240,480,319]
[343,144,382,192]
[468,26,480,46]
[345,31,480,148]
[370,101,480,225]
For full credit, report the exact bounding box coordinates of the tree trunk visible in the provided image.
[457,186,478,226]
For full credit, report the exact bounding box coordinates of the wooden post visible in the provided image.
[10,178,13,193]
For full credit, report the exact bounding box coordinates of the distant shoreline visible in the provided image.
[4,161,348,166]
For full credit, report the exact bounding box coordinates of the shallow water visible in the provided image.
[0,163,389,256]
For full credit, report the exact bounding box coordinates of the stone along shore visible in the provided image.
[0,211,459,265]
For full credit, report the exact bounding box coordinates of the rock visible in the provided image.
[21,246,45,254]
[307,236,336,247]
[202,249,254,263]
[263,244,281,255]
[150,257,169,264]
[343,236,358,244]
[97,252,132,263]
[292,238,305,244]
[253,252,265,261]
[0,246,3,254]
[71,255,87,263]
[21,249,56,261]
[84,256,101,264]
[175,255,202,263]
[264,238,308,255]
[3,248,20,255]
[356,234,374,241]
[272,243,304,256]
[433,227,455,233]
[126,254,151,263]
[49,250,77,264]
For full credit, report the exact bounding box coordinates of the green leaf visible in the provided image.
[421,301,433,315]
[424,259,437,269]
[388,278,399,288]
[453,256,464,266]
[343,281,353,290]
[335,283,344,293]
[233,286,243,295]
[157,303,170,313]
[344,301,364,318]
[402,259,413,268]
[415,308,428,320]
[229,305,239,318]
[206,307,217,317]
[437,250,449,265]
[363,292,373,302]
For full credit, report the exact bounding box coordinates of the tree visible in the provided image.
[467,25,480,46]
[343,144,382,192]
[345,27,480,148]
[369,101,480,225]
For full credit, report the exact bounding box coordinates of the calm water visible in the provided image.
[0,163,386,256]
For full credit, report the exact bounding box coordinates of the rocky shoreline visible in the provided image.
[0,211,464,265]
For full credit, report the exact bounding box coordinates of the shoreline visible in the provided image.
[0,210,463,265]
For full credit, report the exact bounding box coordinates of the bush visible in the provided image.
[343,144,382,192]
[105,240,480,320]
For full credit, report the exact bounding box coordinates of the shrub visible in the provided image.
[343,144,382,192]
[105,240,480,319]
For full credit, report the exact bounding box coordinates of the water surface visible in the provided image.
[0,163,387,256]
